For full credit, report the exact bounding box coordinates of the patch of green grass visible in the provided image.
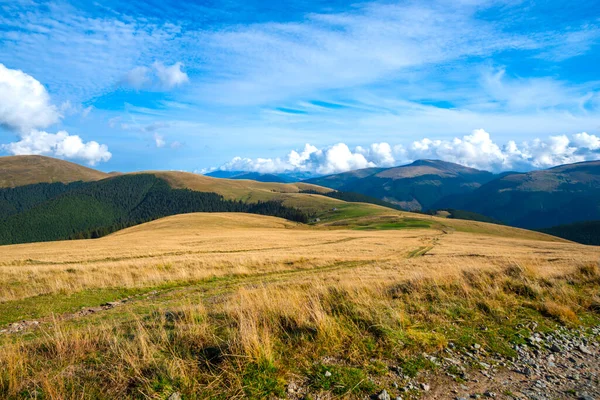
[397,354,437,378]
[307,363,376,396]
[242,360,285,399]
[0,287,148,326]
[354,219,433,231]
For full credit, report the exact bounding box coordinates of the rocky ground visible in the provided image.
[285,325,600,400]
[372,325,600,400]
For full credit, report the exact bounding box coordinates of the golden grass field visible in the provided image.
[1,211,599,399]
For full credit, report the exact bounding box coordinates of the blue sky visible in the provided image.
[0,0,599,174]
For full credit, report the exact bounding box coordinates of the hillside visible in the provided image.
[539,220,600,245]
[0,155,108,188]
[0,174,309,245]
[0,212,598,399]
[437,160,600,229]
[305,160,495,211]
[149,171,329,201]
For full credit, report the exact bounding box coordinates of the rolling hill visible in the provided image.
[436,160,600,229]
[0,174,312,245]
[0,155,109,187]
[305,160,495,211]
[0,210,596,399]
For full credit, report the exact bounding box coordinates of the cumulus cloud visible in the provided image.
[1,130,111,165]
[0,64,111,165]
[123,62,189,90]
[213,130,600,174]
[153,62,189,89]
[0,63,60,132]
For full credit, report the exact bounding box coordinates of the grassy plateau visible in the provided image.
[0,209,599,399]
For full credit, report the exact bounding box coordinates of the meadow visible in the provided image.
[1,212,599,399]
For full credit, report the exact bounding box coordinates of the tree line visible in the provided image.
[0,174,309,245]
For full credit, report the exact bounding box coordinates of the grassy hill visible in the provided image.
[0,174,312,245]
[0,155,109,187]
[0,211,598,399]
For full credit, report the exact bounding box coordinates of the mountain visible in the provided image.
[0,155,109,188]
[205,170,316,183]
[436,160,600,229]
[305,160,495,211]
[206,170,293,183]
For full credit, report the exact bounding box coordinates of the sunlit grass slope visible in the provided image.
[0,211,598,399]
[0,155,109,188]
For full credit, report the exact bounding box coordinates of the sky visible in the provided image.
[0,0,599,175]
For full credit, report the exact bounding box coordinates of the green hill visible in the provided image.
[539,220,600,245]
[305,160,495,211]
[0,174,309,245]
[436,160,600,229]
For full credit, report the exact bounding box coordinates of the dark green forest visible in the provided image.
[539,220,600,245]
[0,174,309,245]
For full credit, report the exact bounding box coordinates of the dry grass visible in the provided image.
[0,212,599,399]
[0,155,108,188]
[0,213,588,302]
[150,171,331,201]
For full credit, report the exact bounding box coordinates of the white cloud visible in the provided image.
[154,133,166,148]
[213,130,600,174]
[0,63,60,132]
[2,129,112,166]
[0,64,111,165]
[153,62,189,89]
[124,66,151,90]
[123,62,189,91]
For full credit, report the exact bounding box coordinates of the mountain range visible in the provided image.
[305,160,498,211]
[305,159,600,230]
[1,155,599,245]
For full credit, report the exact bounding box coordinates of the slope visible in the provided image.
[0,174,309,245]
[436,160,600,229]
[306,160,495,211]
[0,155,108,188]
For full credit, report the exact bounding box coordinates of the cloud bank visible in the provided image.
[214,130,600,175]
[2,130,111,166]
[0,64,111,165]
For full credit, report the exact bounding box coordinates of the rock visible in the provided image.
[483,391,496,398]
[324,370,332,377]
[521,367,533,376]
[287,382,298,393]
[167,393,181,400]
[578,394,594,400]
[420,383,430,391]
[550,344,561,353]
[473,343,481,350]
[376,389,391,400]
[578,345,592,355]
